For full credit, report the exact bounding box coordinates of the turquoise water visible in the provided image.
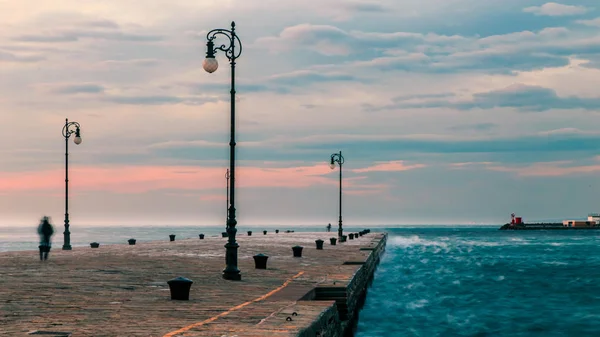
[356,227,600,337]
[0,224,363,252]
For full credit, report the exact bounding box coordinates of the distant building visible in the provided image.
[563,220,596,228]
[588,213,600,224]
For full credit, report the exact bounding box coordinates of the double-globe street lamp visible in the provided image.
[203,21,243,281]
[330,151,345,239]
[62,118,82,250]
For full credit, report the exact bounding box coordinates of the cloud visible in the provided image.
[0,50,45,63]
[345,1,388,13]
[47,83,106,94]
[380,84,600,112]
[99,59,160,67]
[103,95,218,106]
[352,161,426,173]
[523,3,589,16]
[0,164,340,194]
[488,161,600,177]
[268,70,359,86]
[13,30,163,43]
[448,123,498,132]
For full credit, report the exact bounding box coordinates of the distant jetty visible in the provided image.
[499,223,600,230]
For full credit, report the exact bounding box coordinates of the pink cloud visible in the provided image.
[352,161,426,173]
[0,164,339,194]
[449,162,494,168]
[487,162,600,177]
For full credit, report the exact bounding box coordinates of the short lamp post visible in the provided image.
[203,21,243,281]
[330,151,344,239]
[62,118,82,250]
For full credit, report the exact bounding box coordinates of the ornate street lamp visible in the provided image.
[330,151,344,239]
[204,21,243,281]
[62,118,82,250]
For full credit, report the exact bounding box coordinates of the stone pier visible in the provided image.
[0,231,387,336]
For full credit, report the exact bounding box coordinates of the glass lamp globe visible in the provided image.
[74,136,82,145]
[329,162,336,170]
[203,57,218,73]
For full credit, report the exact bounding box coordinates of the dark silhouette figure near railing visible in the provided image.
[38,216,55,261]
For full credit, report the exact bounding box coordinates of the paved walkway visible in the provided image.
[0,230,382,336]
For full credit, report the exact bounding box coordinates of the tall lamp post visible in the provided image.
[203,21,243,281]
[225,168,230,229]
[62,118,82,250]
[329,151,344,239]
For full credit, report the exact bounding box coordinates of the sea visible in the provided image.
[2,225,599,336]
[356,227,600,337]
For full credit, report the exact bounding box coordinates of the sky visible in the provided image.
[1,0,600,226]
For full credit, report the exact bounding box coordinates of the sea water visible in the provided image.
[0,224,357,252]
[356,227,600,337]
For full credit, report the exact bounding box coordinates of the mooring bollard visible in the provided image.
[128,238,136,245]
[167,276,193,301]
[349,233,354,240]
[247,231,252,236]
[330,237,337,245]
[199,234,204,239]
[221,232,228,238]
[263,230,267,235]
[315,239,324,250]
[275,229,279,234]
[292,245,304,257]
[253,253,269,269]
[169,234,176,242]
[341,235,347,243]
[359,231,364,236]
[90,242,100,248]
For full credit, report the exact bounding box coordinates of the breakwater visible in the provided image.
[0,230,387,336]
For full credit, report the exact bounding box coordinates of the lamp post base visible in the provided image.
[222,271,242,281]
[223,241,242,281]
[62,245,72,250]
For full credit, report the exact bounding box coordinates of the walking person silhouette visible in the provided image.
[37,216,54,261]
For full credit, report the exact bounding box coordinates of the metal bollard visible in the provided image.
[315,239,324,250]
[292,246,304,257]
[90,242,100,248]
[263,230,267,235]
[253,253,269,269]
[199,234,204,239]
[247,231,252,236]
[330,238,337,245]
[169,234,176,242]
[128,238,136,245]
[167,277,193,300]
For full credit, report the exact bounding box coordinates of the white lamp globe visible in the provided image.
[74,136,82,145]
[203,57,218,73]
[329,162,336,170]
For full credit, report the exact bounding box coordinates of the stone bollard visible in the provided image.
[315,239,324,250]
[167,277,193,301]
[128,238,136,245]
[349,233,354,240]
[169,234,176,242]
[253,253,269,269]
[199,234,204,239]
[263,230,267,235]
[221,232,228,238]
[340,235,347,243]
[330,237,337,245]
[90,242,100,248]
[292,245,304,257]
[247,231,252,236]
[275,229,279,234]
